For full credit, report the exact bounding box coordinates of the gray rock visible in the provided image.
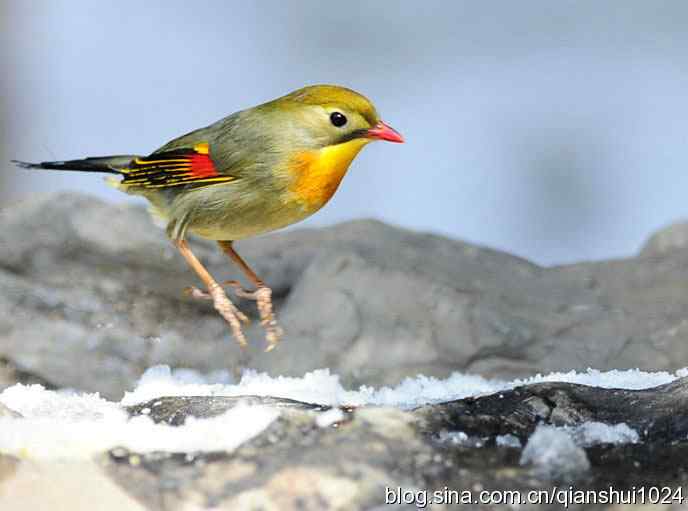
[413,376,688,441]
[126,395,329,426]
[105,406,429,511]
[2,377,688,510]
[3,192,688,398]
[104,378,688,509]
[640,220,688,256]
[0,356,57,393]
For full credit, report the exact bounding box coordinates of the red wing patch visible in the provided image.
[121,142,234,189]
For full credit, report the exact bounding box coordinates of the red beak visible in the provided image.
[366,120,404,143]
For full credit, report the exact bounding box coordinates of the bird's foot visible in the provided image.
[184,281,282,351]
[225,280,283,352]
[184,282,249,348]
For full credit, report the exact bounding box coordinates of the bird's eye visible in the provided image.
[330,111,347,127]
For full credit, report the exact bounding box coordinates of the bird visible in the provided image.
[13,84,404,351]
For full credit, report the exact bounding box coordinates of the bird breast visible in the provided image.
[286,138,370,213]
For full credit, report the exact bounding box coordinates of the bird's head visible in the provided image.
[239,85,404,213]
[260,84,404,150]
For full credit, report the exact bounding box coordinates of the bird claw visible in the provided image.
[184,286,212,301]
[224,281,283,352]
[208,282,250,347]
[184,282,282,350]
[184,283,249,347]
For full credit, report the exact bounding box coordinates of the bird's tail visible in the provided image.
[12,155,139,175]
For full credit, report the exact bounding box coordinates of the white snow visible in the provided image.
[520,425,591,481]
[566,421,639,447]
[122,365,688,410]
[519,422,639,480]
[496,434,522,448]
[0,384,277,460]
[436,430,470,445]
[0,365,677,460]
[315,408,345,428]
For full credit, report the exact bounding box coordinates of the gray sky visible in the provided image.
[3,1,688,265]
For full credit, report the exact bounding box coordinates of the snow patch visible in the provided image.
[123,365,687,409]
[0,384,277,460]
[519,422,639,480]
[315,408,345,428]
[0,365,676,460]
[520,425,590,481]
[496,434,522,448]
[567,421,639,447]
[437,431,469,445]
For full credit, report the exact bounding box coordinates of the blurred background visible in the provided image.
[2,0,688,266]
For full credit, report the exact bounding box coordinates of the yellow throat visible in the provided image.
[289,138,370,211]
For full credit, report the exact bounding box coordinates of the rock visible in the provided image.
[640,220,688,256]
[0,455,19,490]
[85,379,688,509]
[0,459,147,511]
[4,192,688,509]
[4,192,688,398]
[0,356,57,393]
[105,406,427,511]
[110,378,688,510]
[126,395,329,426]
[413,377,688,441]
[119,378,688,509]
[2,377,688,509]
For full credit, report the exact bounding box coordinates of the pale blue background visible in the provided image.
[3,1,688,265]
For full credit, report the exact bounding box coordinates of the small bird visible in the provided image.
[13,84,403,351]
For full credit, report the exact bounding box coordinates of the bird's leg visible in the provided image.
[217,240,283,351]
[174,240,249,348]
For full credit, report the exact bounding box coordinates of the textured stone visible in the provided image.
[4,192,688,398]
[0,460,147,511]
[2,377,688,509]
[107,378,688,510]
[640,220,688,257]
[4,192,688,509]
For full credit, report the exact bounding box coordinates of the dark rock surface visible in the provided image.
[3,194,688,510]
[414,377,688,441]
[3,192,688,399]
[101,378,688,510]
[126,395,330,425]
[4,379,688,509]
